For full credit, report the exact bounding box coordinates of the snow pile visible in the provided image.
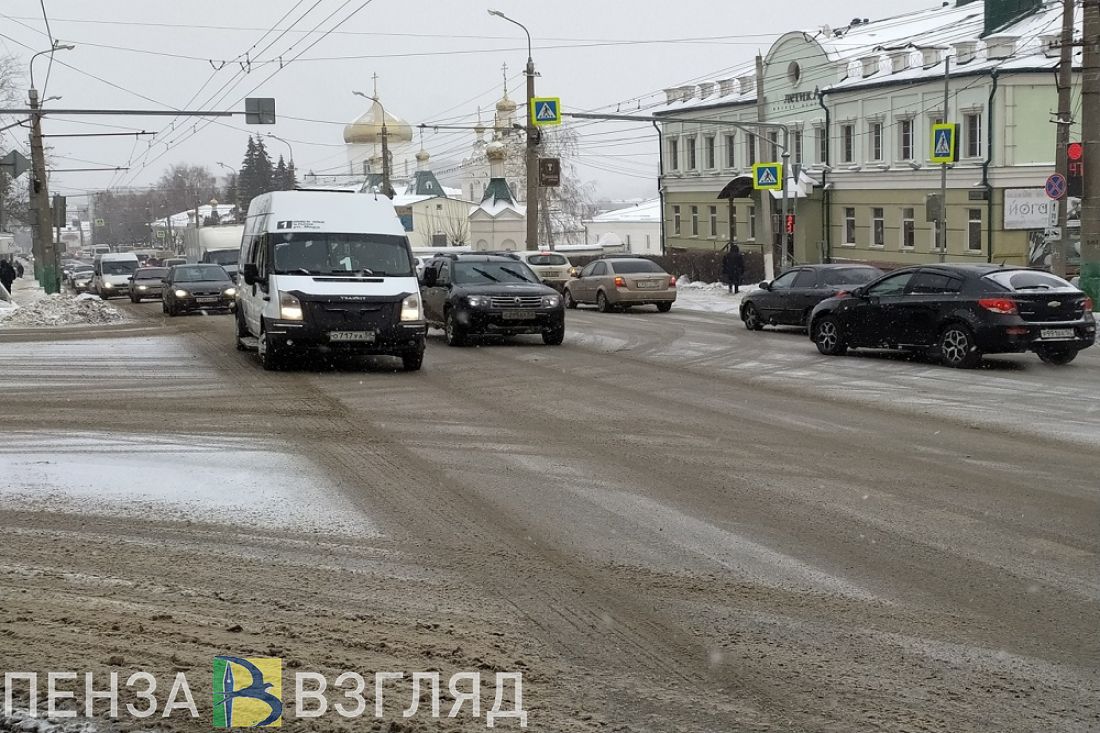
[0,293,125,327]
[675,276,729,291]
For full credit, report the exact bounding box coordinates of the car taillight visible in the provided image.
[835,290,849,298]
[978,297,1017,315]
[668,276,677,287]
[614,276,626,288]
[1085,296,1094,312]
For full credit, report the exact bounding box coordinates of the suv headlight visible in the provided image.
[541,294,561,308]
[173,289,189,298]
[223,287,237,297]
[279,292,303,320]
[466,295,491,308]
[400,293,423,321]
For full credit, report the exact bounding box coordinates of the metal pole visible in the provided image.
[781,129,791,268]
[939,55,950,263]
[1079,0,1100,303]
[525,54,538,250]
[1052,0,1075,277]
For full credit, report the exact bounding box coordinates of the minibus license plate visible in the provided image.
[329,331,376,342]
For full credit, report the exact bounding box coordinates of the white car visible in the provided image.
[506,251,573,291]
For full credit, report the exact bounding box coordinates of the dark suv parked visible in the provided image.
[420,254,566,346]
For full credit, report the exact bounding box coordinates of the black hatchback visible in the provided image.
[808,265,1096,367]
[741,264,882,330]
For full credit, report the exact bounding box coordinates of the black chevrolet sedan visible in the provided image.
[808,264,1095,368]
[162,264,236,317]
[741,264,883,330]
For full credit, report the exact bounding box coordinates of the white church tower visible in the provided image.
[468,140,526,251]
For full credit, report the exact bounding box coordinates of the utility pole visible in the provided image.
[1052,0,1075,277]
[939,54,951,263]
[29,87,59,293]
[1079,0,1100,302]
[524,51,538,250]
[755,54,774,275]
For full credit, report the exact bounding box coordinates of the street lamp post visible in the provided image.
[489,9,539,251]
[28,42,75,292]
[352,91,394,198]
[265,134,295,165]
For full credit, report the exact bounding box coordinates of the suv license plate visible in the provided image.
[329,331,376,342]
[197,297,219,304]
[1040,328,1075,340]
[502,311,537,320]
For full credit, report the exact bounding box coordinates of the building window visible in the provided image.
[841,124,855,163]
[687,136,698,170]
[704,136,716,169]
[844,207,856,244]
[691,205,699,236]
[965,112,983,158]
[668,138,679,171]
[672,205,681,235]
[749,205,757,239]
[725,134,736,168]
[871,207,885,246]
[901,207,915,249]
[814,126,826,163]
[869,122,883,161]
[746,133,757,166]
[708,206,718,237]
[968,208,982,251]
[899,118,914,160]
[793,130,803,165]
[767,131,779,161]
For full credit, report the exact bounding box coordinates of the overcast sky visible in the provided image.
[1,0,933,206]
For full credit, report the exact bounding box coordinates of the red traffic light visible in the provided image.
[785,214,796,234]
[1067,142,1083,161]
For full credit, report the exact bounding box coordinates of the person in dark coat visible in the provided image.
[14,260,24,278]
[0,259,16,296]
[721,243,745,294]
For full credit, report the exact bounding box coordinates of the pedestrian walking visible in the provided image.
[0,259,16,296]
[722,243,745,294]
[14,260,24,278]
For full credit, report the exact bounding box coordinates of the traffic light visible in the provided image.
[1068,142,1083,198]
[785,214,796,235]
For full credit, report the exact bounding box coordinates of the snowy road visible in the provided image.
[1,301,1097,732]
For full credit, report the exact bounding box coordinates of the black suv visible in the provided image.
[420,254,566,346]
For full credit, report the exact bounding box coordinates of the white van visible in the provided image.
[92,252,139,299]
[235,190,426,371]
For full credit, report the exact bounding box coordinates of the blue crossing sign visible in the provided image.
[752,162,783,191]
[531,97,561,127]
[930,123,959,164]
[1045,173,1067,200]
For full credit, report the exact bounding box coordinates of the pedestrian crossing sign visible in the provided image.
[752,162,783,191]
[531,97,562,127]
[930,123,959,164]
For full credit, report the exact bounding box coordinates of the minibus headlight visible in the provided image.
[279,292,303,320]
[400,293,422,322]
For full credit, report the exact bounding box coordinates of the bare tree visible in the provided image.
[1,55,26,232]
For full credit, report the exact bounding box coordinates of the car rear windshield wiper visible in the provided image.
[471,267,500,282]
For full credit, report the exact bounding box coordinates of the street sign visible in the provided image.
[531,97,561,127]
[94,218,105,227]
[538,157,561,187]
[752,162,782,190]
[155,230,166,239]
[930,123,959,164]
[1045,173,1068,201]
[244,97,276,125]
[925,193,943,222]
[0,150,31,178]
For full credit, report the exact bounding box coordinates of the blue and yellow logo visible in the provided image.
[212,656,283,728]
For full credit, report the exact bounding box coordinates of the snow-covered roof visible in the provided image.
[153,204,235,228]
[588,198,662,224]
[392,193,436,207]
[654,0,1078,114]
[470,199,526,218]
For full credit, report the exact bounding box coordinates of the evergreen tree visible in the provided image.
[237,136,260,212]
[285,160,298,190]
[274,156,289,191]
[254,138,274,193]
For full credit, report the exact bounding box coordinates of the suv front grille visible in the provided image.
[490,296,543,308]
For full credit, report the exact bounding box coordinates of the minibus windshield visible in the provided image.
[271,233,413,277]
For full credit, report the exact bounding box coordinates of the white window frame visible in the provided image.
[869,121,883,161]
[724,133,736,169]
[843,207,856,245]
[967,208,983,251]
[746,133,757,166]
[841,124,855,163]
[871,207,885,247]
[792,130,803,165]
[708,205,718,237]
[672,205,681,235]
[901,207,915,249]
[704,135,716,170]
[964,112,983,159]
[899,118,914,161]
[668,137,679,172]
[748,205,757,239]
[687,136,698,171]
[690,205,699,236]
[813,125,826,164]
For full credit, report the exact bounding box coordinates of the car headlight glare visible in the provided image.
[223,287,237,297]
[279,292,303,320]
[400,293,423,321]
[174,289,189,298]
[466,295,491,308]
[102,282,114,289]
[137,285,147,291]
[542,294,561,308]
